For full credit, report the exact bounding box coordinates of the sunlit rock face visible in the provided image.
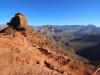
[7,13,28,29]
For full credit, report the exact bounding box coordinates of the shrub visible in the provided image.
[4,27,18,37]
[90,61,100,67]
[4,27,14,35]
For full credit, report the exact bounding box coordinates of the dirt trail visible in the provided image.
[0,34,99,75]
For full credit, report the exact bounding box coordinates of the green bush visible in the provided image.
[90,61,100,67]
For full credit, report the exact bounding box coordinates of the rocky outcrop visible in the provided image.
[0,13,27,36]
[7,13,28,29]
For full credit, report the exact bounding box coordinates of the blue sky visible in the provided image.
[0,0,100,26]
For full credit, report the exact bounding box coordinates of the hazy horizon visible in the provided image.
[0,24,100,27]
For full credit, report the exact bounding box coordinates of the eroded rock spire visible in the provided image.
[7,12,28,29]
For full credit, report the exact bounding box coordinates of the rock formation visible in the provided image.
[7,12,28,29]
[0,13,27,36]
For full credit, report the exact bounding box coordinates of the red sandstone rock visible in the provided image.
[7,13,28,28]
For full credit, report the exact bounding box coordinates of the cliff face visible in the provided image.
[71,33,100,42]
[76,43,100,61]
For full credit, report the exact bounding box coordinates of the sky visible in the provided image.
[0,0,100,26]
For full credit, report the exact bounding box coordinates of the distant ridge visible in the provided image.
[71,33,100,42]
